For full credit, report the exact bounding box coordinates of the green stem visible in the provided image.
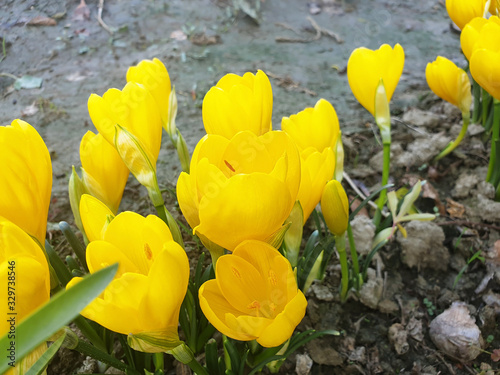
[487,99,500,183]
[482,88,492,128]
[75,339,141,374]
[434,112,470,162]
[45,240,72,287]
[346,223,361,291]
[73,316,107,352]
[148,180,184,247]
[472,78,481,124]
[335,234,349,302]
[185,357,209,375]
[373,142,391,227]
[59,221,88,272]
[154,353,164,371]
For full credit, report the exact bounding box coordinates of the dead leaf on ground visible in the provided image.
[72,0,90,21]
[491,348,500,362]
[27,16,57,26]
[21,102,39,117]
[446,198,465,218]
[170,30,187,41]
[349,195,369,217]
[191,32,221,46]
[65,71,88,82]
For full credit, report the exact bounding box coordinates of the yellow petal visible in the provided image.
[0,120,52,245]
[104,212,173,275]
[234,240,296,312]
[297,148,335,222]
[281,98,340,153]
[86,240,139,276]
[256,291,307,347]
[143,242,189,330]
[126,58,171,126]
[78,273,149,334]
[80,131,129,213]
[79,194,115,242]
[176,172,200,229]
[460,17,489,60]
[199,280,257,341]
[347,44,405,116]
[446,0,488,30]
[195,173,293,250]
[215,254,269,314]
[470,48,500,100]
[321,180,349,236]
[88,82,162,167]
[202,70,272,138]
[425,56,471,113]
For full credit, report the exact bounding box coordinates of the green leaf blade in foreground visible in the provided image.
[0,264,118,375]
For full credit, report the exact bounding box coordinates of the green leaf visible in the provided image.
[0,264,117,375]
[25,330,66,375]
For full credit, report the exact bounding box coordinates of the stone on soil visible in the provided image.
[401,108,443,128]
[397,221,449,271]
[452,172,479,198]
[347,215,375,256]
[429,302,484,361]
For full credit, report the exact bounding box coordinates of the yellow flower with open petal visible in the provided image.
[426,56,472,114]
[446,0,488,30]
[0,217,50,374]
[88,82,162,189]
[282,99,339,221]
[202,70,273,138]
[177,131,300,251]
[67,211,189,353]
[347,44,405,116]
[0,120,52,246]
[199,240,307,348]
[79,194,115,242]
[80,131,129,214]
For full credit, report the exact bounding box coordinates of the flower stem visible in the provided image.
[434,112,470,162]
[373,142,391,227]
[487,99,500,184]
[346,223,361,291]
[335,234,349,302]
[147,181,184,247]
[59,221,88,272]
[472,78,481,124]
[73,316,107,353]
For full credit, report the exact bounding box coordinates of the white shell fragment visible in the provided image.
[429,302,484,362]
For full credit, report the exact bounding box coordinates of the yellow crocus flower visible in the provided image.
[469,18,500,100]
[67,211,189,352]
[0,217,50,374]
[0,120,52,246]
[199,240,307,348]
[320,180,349,237]
[281,99,339,221]
[126,58,171,130]
[460,17,489,60]
[88,82,162,189]
[202,70,273,138]
[177,130,300,251]
[491,0,499,14]
[347,44,405,117]
[425,56,472,114]
[281,98,340,153]
[446,0,489,30]
[80,131,129,214]
[79,194,115,242]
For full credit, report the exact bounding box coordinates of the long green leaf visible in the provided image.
[25,330,66,375]
[0,264,117,374]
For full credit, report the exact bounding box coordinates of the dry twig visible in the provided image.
[96,0,114,34]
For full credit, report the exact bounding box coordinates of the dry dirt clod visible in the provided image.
[429,302,484,362]
[388,323,409,355]
[397,221,450,271]
[295,353,313,375]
